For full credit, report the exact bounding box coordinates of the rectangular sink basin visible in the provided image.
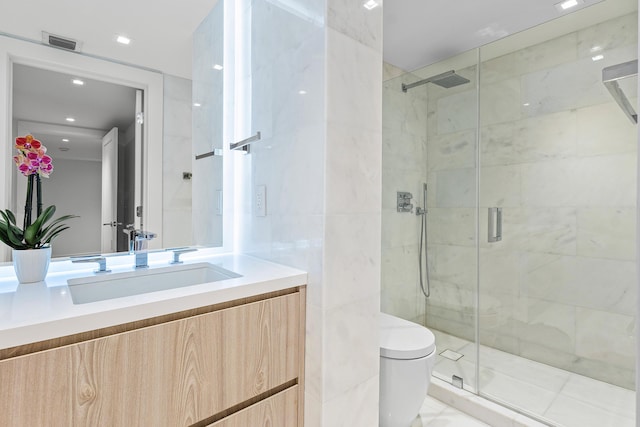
[67,262,242,304]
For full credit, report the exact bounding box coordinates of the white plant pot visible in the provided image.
[12,247,52,284]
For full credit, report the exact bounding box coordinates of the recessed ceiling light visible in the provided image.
[62,138,69,142]
[65,117,75,122]
[363,0,379,10]
[590,45,602,53]
[212,64,223,71]
[298,90,307,95]
[72,79,84,86]
[555,0,582,12]
[592,54,604,61]
[523,102,530,107]
[58,147,70,152]
[193,103,201,107]
[116,35,131,45]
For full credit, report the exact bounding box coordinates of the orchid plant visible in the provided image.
[0,135,76,250]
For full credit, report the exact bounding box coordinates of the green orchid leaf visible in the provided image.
[0,227,27,249]
[0,210,13,227]
[0,213,24,237]
[6,225,26,247]
[39,223,66,242]
[0,224,17,249]
[42,225,70,245]
[0,204,75,250]
[0,210,27,247]
[5,210,16,225]
[32,206,56,230]
[39,215,78,240]
[25,207,77,247]
[24,223,38,246]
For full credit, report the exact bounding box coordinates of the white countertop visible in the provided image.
[0,249,307,350]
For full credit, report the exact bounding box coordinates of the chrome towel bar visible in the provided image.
[195,148,223,160]
[230,131,261,154]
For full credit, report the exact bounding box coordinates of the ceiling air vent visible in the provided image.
[41,31,82,52]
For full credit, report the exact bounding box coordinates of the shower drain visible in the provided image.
[439,349,464,361]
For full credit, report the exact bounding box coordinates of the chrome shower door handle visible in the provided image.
[488,207,502,243]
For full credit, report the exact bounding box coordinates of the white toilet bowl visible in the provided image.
[379,312,436,427]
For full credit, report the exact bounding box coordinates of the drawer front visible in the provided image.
[208,385,299,427]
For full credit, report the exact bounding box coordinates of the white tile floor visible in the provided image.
[431,329,636,427]
[411,395,491,427]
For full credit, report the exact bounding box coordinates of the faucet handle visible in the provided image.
[136,231,157,240]
[133,230,157,252]
[72,256,111,273]
[168,247,198,264]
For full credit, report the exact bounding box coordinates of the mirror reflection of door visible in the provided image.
[12,64,138,257]
[101,127,118,253]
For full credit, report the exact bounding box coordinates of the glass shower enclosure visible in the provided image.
[382,1,637,425]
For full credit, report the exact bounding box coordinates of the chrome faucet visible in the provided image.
[123,224,157,269]
[71,256,111,273]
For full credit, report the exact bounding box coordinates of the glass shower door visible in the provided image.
[477,7,637,425]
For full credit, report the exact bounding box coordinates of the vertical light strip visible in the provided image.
[232,0,253,252]
[231,0,243,252]
[223,0,236,252]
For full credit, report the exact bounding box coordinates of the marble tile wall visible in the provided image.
[424,13,637,389]
[381,55,480,343]
[227,1,382,425]
[192,3,224,247]
[323,3,382,421]
[382,67,430,325]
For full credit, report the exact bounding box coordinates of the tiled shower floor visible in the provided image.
[431,329,635,427]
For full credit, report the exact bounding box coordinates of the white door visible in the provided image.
[101,127,118,253]
[134,90,143,230]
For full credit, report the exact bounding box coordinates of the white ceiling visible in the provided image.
[1,0,219,79]
[383,0,614,72]
[3,0,634,77]
[13,64,136,130]
[13,64,136,161]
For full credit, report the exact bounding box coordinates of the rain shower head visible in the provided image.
[402,70,470,93]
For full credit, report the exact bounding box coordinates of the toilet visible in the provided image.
[379,312,436,427]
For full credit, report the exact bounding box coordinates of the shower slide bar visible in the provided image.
[602,59,638,124]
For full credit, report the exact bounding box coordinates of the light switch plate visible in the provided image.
[255,185,266,217]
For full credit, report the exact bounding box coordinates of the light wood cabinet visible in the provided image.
[0,288,305,427]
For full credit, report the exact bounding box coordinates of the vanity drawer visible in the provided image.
[0,291,302,427]
[207,385,299,427]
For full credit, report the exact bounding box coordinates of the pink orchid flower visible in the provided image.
[13,135,54,177]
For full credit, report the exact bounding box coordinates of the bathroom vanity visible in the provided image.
[0,252,306,427]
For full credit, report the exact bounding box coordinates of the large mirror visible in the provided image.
[12,64,140,257]
[0,0,224,261]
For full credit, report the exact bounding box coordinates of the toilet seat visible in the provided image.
[380,312,436,360]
